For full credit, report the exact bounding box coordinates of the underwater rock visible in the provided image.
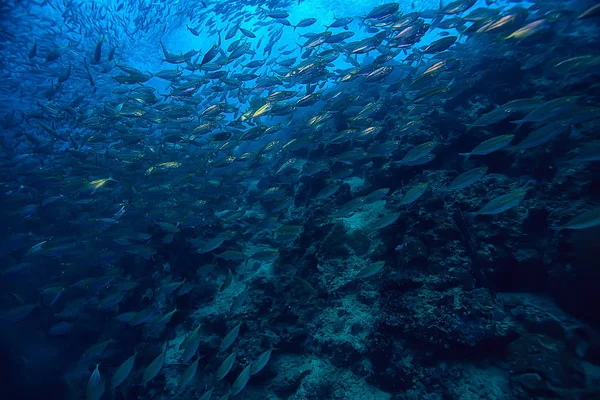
[396,236,428,268]
[273,356,390,400]
[269,356,319,398]
[382,288,518,356]
[445,365,512,400]
[320,224,352,259]
[502,293,585,341]
[508,334,586,396]
[346,230,371,256]
[310,294,379,367]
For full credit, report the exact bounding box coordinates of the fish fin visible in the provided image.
[7,292,25,305]
[510,120,525,130]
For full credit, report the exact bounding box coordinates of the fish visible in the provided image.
[220,322,242,352]
[142,347,167,385]
[25,241,47,257]
[86,364,105,400]
[182,324,202,362]
[364,3,400,22]
[45,45,69,62]
[111,353,136,389]
[187,25,200,36]
[468,98,545,128]
[551,209,600,230]
[160,279,185,294]
[468,188,528,217]
[512,97,579,129]
[446,167,488,191]
[97,292,126,310]
[220,269,233,292]
[578,4,600,19]
[295,18,317,31]
[82,340,113,360]
[295,277,318,297]
[568,140,600,164]
[250,349,274,375]
[355,261,385,279]
[239,27,255,38]
[130,309,158,326]
[249,249,279,262]
[177,282,194,296]
[152,307,178,327]
[314,183,340,201]
[441,0,476,15]
[93,37,104,65]
[327,17,354,30]
[369,212,401,232]
[422,36,457,54]
[399,183,428,206]
[40,286,65,306]
[231,287,249,311]
[55,300,86,319]
[215,250,246,261]
[28,40,37,59]
[555,56,600,75]
[511,122,570,151]
[216,352,237,381]
[459,135,514,161]
[363,188,390,205]
[49,321,74,335]
[396,142,437,166]
[178,356,200,388]
[115,312,138,323]
[505,19,549,40]
[199,389,214,400]
[230,363,252,396]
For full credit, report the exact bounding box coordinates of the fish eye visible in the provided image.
[505,108,513,113]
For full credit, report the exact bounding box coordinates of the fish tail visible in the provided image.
[458,152,471,162]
